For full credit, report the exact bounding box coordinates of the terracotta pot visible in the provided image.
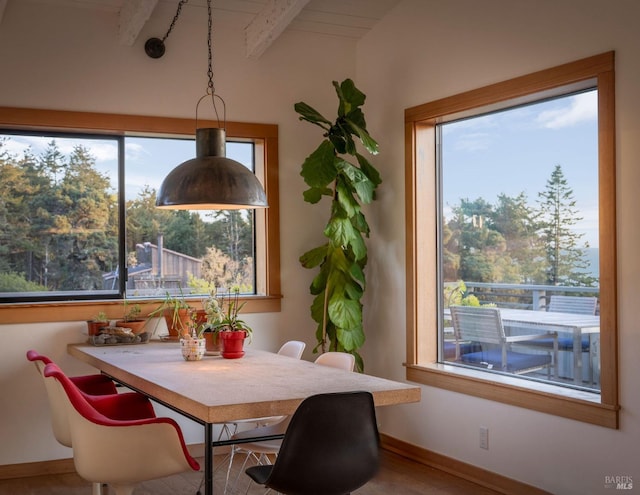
[114,319,148,335]
[86,320,108,336]
[194,309,208,326]
[219,330,247,359]
[164,309,192,339]
[203,331,221,355]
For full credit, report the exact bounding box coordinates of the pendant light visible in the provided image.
[152,0,268,210]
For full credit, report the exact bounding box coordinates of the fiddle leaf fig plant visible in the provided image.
[295,79,382,372]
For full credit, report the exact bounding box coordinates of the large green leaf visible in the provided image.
[334,79,366,117]
[352,211,370,236]
[345,117,379,155]
[294,102,332,127]
[356,153,382,187]
[301,140,338,188]
[328,296,362,330]
[303,186,330,204]
[300,243,329,269]
[311,292,327,324]
[339,161,375,204]
[324,215,357,247]
[336,325,366,352]
[348,230,367,261]
[335,181,360,217]
[349,261,366,286]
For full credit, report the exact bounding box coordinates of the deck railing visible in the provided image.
[457,282,600,312]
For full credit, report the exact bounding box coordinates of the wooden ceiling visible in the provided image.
[0,0,401,58]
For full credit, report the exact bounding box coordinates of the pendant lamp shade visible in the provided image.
[156,128,268,210]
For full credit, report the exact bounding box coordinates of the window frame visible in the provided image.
[404,52,618,428]
[0,107,281,321]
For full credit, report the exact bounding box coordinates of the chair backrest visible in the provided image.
[450,306,506,345]
[43,363,199,488]
[26,350,74,447]
[263,391,379,495]
[277,340,306,359]
[548,295,597,315]
[314,351,355,371]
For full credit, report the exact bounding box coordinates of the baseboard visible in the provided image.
[379,433,552,495]
[1,437,550,494]
[0,457,76,480]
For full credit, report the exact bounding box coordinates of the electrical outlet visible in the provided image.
[479,426,489,449]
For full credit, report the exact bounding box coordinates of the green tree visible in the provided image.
[492,192,546,284]
[126,186,173,254]
[449,198,512,283]
[206,210,253,265]
[537,164,595,286]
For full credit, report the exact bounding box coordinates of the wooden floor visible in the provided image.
[0,450,500,495]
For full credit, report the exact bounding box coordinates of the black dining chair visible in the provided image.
[245,391,380,495]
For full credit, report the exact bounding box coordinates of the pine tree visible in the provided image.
[537,164,595,286]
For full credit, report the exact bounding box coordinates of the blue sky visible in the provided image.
[441,89,599,247]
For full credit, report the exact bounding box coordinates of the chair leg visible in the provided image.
[111,484,135,495]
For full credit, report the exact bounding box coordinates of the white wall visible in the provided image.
[357,1,640,494]
[0,0,353,464]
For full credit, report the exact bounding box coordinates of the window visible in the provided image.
[0,108,281,322]
[404,52,618,428]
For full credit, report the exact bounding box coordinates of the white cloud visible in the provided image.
[536,91,597,129]
[125,142,149,162]
[1,135,118,162]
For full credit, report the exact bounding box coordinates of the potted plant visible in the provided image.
[294,79,381,372]
[87,311,109,336]
[178,313,207,361]
[115,301,148,335]
[199,290,224,355]
[149,289,193,340]
[211,289,253,359]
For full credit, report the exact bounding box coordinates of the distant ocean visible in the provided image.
[584,247,599,278]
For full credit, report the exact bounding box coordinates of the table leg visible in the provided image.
[205,423,213,495]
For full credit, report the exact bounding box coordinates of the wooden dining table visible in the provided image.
[68,342,421,495]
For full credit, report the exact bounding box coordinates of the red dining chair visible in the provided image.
[43,362,200,495]
[27,350,118,396]
[27,350,157,495]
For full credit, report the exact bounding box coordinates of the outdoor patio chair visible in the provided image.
[450,306,557,375]
[526,295,598,382]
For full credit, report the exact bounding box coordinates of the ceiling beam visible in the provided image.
[118,0,158,46]
[245,0,311,59]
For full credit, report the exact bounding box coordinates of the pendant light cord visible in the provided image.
[205,0,225,128]
[162,0,190,42]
